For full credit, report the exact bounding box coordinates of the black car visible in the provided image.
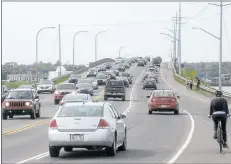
[138,61,145,66]
[121,72,133,84]
[87,69,97,77]
[76,83,94,96]
[110,67,119,76]
[98,66,106,72]
[104,80,126,101]
[116,76,129,87]
[143,78,157,89]
[68,74,81,84]
[95,74,108,85]
[105,63,112,69]
[118,65,125,72]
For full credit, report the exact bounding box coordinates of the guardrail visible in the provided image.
[173,68,231,98]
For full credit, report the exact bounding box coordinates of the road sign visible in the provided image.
[191,70,196,77]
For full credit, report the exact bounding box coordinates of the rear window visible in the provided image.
[78,79,91,83]
[153,91,174,97]
[122,73,130,77]
[57,84,75,90]
[63,94,88,101]
[58,104,103,117]
[107,81,124,87]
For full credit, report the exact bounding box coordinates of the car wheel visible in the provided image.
[148,110,152,114]
[174,110,179,115]
[143,86,145,89]
[3,113,8,120]
[9,114,13,119]
[105,134,117,156]
[30,108,36,119]
[54,100,59,105]
[51,90,54,94]
[64,147,73,152]
[36,106,40,118]
[104,96,108,101]
[122,96,125,101]
[118,130,127,151]
[49,145,60,157]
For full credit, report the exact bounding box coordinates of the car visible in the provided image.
[143,78,157,89]
[121,73,133,84]
[87,68,97,77]
[146,90,180,115]
[37,79,55,94]
[110,67,119,76]
[98,66,106,72]
[137,61,145,66]
[92,79,99,90]
[104,80,126,101]
[54,83,76,104]
[48,102,127,157]
[76,79,92,89]
[2,88,41,119]
[18,85,38,95]
[76,83,94,96]
[68,74,81,84]
[118,65,125,72]
[95,74,108,85]
[116,76,129,88]
[147,74,159,83]
[123,62,130,69]
[105,63,112,69]
[59,93,93,105]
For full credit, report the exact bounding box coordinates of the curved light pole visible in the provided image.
[119,46,127,57]
[73,31,88,70]
[95,31,106,61]
[36,26,56,82]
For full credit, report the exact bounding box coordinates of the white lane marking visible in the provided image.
[160,70,195,164]
[16,66,140,163]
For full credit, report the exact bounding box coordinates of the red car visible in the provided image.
[147,89,180,115]
[54,83,76,105]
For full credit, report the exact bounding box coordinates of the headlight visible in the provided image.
[5,102,10,106]
[25,102,30,106]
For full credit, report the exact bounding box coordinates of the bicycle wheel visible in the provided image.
[218,124,223,153]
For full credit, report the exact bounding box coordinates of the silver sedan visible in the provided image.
[48,102,127,157]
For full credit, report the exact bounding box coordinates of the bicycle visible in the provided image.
[208,113,230,153]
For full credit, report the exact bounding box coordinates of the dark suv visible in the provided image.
[104,80,126,101]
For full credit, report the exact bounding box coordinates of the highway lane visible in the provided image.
[2,65,193,164]
[2,64,137,163]
[161,67,231,163]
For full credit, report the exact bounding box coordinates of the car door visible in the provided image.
[109,105,124,144]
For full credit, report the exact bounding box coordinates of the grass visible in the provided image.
[2,81,36,89]
[53,75,69,85]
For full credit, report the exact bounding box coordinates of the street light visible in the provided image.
[192,27,222,90]
[73,31,88,71]
[36,26,56,82]
[119,46,127,57]
[95,31,107,61]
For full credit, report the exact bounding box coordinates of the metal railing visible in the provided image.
[173,68,231,98]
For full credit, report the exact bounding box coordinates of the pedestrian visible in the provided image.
[186,79,189,90]
[196,78,200,90]
[190,79,193,90]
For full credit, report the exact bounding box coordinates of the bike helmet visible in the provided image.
[215,90,223,97]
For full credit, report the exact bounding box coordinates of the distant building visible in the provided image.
[7,71,48,82]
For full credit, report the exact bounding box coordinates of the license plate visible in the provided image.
[160,105,168,108]
[70,134,84,141]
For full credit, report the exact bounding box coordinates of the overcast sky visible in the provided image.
[2,2,231,65]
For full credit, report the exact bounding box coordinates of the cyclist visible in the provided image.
[209,90,229,148]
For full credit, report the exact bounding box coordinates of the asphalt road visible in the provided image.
[2,63,231,163]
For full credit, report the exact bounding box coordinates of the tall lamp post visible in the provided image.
[36,26,56,82]
[95,31,106,61]
[73,31,88,71]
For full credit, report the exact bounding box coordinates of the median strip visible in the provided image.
[2,119,50,136]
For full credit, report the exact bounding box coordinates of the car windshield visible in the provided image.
[38,80,52,85]
[57,84,75,90]
[58,104,103,117]
[153,91,174,97]
[96,75,106,79]
[6,91,33,99]
[107,81,123,87]
[63,94,89,102]
[122,73,130,77]
[78,83,92,87]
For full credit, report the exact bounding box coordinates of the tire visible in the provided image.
[3,113,8,120]
[50,90,54,94]
[148,110,152,114]
[30,108,36,119]
[54,100,59,105]
[49,145,60,157]
[174,110,179,115]
[118,130,127,151]
[143,86,145,89]
[36,106,40,118]
[106,134,117,156]
[104,96,108,101]
[64,147,73,152]
[9,114,13,119]
[218,127,223,153]
[122,96,125,101]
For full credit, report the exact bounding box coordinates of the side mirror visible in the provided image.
[120,114,126,119]
[177,96,180,98]
[146,95,150,98]
[35,95,39,99]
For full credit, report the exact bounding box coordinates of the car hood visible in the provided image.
[4,99,33,102]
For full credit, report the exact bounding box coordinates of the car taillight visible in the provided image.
[49,119,57,129]
[98,119,109,129]
[55,90,60,95]
[171,98,176,102]
[152,98,157,102]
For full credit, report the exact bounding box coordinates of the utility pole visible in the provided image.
[178,2,182,76]
[58,24,62,77]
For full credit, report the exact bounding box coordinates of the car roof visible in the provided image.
[58,83,75,85]
[62,101,106,107]
[11,88,33,91]
[153,89,174,92]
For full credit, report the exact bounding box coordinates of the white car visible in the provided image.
[37,80,55,94]
[48,102,127,157]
